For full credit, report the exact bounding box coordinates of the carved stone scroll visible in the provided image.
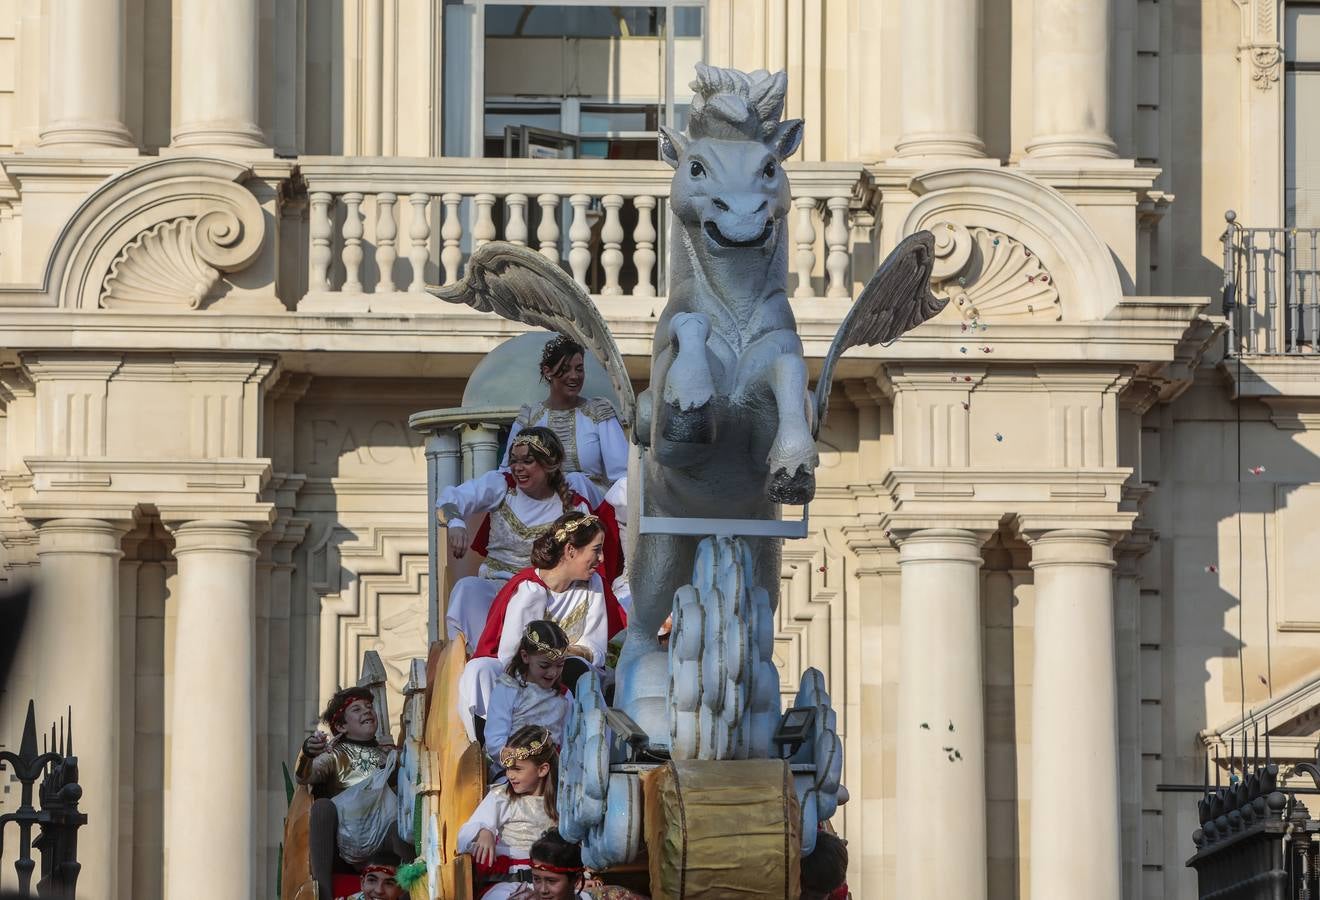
[929,222,1061,322]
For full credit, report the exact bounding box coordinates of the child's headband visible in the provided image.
[330,693,372,725]
[530,860,586,875]
[499,728,553,768]
[524,624,566,661]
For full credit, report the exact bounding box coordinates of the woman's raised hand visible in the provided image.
[447,526,468,559]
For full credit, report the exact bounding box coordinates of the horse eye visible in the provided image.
[689,160,705,178]
[763,161,776,178]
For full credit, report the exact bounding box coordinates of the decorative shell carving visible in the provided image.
[100,206,264,310]
[930,222,1060,322]
[102,218,219,309]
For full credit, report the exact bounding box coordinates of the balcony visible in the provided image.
[1221,211,1320,355]
[294,156,874,311]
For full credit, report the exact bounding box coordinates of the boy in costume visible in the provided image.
[297,686,405,900]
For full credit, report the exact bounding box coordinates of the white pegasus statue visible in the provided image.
[430,64,944,757]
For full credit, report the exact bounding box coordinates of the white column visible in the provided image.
[39,0,134,149]
[1027,529,1121,899]
[894,528,988,900]
[896,0,984,158]
[35,518,125,900]
[460,423,501,480]
[166,520,260,899]
[1026,0,1117,159]
[171,0,265,149]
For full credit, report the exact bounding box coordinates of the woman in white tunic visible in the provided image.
[437,426,615,652]
[458,511,620,738]
[502,335,629,491]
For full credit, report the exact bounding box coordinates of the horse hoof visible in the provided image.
[767,464,815,504]
[661,401,715,444]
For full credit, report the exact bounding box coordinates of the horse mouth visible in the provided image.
[703,220,774,249]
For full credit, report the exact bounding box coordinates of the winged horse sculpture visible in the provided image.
[429,64,945,753]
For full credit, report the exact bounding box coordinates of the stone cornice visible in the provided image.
[1010,512,1138,539]
[1221,356,1320,430]
[883,466,1132,506]
[0,302,1219,376]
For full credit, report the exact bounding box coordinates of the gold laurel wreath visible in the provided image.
[524,624,567,661]
[553,513,599,543]
[499,727,553,768]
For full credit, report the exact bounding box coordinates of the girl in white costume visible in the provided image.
[457,725,559,892]
[458,511,623,739]
[483,619,573,760]
[437,426,616,652]
[502,335,629,491]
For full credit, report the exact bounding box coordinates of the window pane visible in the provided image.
[484,105,562,137]
[580,104,659,134]
[486,5,664,38]
[1287,70,1320,226]
[1287,6,1320,63]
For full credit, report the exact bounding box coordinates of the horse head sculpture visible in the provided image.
[660,66,801,294]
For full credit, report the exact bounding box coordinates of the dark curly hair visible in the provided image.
[529,510,604,569]
[801,830,849,900]
[539,334,584,382]
[529,827,584,876]
[319,686,374,732]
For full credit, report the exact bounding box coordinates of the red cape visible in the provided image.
[467,474,626,656]
[472,565,627,660]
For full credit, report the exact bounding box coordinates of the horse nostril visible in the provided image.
[756,200,767,213]
[712,198,729,212]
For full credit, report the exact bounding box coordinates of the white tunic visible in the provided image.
[496,572,608,669]
[438,470,604,578]
[504,397,629,489]
[438,471,604,649]
[456,781,556,860]
[483,672,573,760]
[456,573,609,738]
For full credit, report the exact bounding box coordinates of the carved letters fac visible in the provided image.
[929,222,1060,323]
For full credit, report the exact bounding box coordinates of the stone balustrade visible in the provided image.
[296,157,873,305]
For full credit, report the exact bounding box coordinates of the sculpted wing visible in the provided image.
[811,231,946,437]
[426,241,636,428]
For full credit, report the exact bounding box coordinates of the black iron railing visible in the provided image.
[1181,753,1320,900]
[0,700,85,897]
[1221,211,1320,355]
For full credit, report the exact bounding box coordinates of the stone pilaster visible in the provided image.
[34,517,128,899]
[171,0,266,150]
[1020,524,1126,900]
[164,519,261,899]
[39,0,135,150]
[896,0,985,158]
[1026,0,1117,158]
[891,526,992,900]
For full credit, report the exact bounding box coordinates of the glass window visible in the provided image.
[579,104,660,135]
[486,5,665,38]
[1286,5,1320,226]
[483,105,562,137]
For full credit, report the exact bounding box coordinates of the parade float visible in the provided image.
[283,63,943,900]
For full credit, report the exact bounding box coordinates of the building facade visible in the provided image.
[0,1,1317,899]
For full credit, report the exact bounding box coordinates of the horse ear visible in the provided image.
[658,126,687,168]
[770,118,804,161]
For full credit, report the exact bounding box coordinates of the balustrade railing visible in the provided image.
[296,158,873,304]
[1221,211,1320,355]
